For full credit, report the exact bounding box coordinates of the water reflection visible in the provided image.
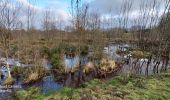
[64,55,89,68]
[42,76,63,94]
[64,55,79,68]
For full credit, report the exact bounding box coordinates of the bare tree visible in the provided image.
[42,9,57,41]
[0,0,21,78]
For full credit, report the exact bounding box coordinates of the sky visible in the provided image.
[16,0,93,21]
[12,0,169,29]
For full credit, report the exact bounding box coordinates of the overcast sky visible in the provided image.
[13,0,169,29]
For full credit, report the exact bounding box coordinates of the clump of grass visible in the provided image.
[131,50,152,59]
[131,50,144,59]
[4,76,15,85]
[99,59,116,72]
[83,62,95,74]
[24,72,41,84]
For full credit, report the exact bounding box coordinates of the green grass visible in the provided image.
[15,70,170,100]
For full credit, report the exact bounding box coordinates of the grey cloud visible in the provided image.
[86,0,168,28]
[88,0,166,16]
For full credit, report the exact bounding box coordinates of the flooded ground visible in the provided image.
[0,76,63,99]
[23,75,63,94]
[0,43,169,99]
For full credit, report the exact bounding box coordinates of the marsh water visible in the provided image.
[23,75,63,94]
[0,43,169,99]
